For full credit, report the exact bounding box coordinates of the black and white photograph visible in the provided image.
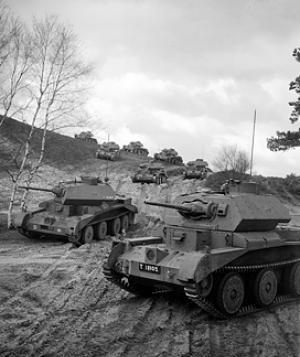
[0,0,300,356]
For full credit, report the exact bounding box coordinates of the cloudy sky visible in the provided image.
[9,0,300,176]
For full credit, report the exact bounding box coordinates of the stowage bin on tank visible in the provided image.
[14,176,137,245]
[104,180,300,318]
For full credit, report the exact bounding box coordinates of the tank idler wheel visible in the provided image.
[197,275,213,297]
[254,269,277,307]
[110,218,121,236]
[96,221,107,240]
[217,272,245,315]
[287,262,300,296]
[81,225,94,244]
[121,215,129,232]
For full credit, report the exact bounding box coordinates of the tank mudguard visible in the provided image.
[13,212,30,228]
[13,208,45,228]
[107,241,126,268]
[193,247,246,283]
[177,252,207,282]
[177,248,246,283]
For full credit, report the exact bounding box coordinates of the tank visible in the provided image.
[96,141,120,161]
[154,148,183,165]
[184,159,210,180]
[104,180,300,318]
[132,163,168,184]
[13,176,137,245]
[122,141,149,157]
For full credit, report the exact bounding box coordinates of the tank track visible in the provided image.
[184,258,300,319]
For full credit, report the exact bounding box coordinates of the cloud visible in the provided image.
[9,0,300,176]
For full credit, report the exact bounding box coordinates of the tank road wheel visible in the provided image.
[197,275,213,297]
[287,262,300,296]
[110,217,121,236]
[81,225,94,244]
[121,215,129,232]
[96,221,107,240]
[217,273,245,315]
[254,269,277,307]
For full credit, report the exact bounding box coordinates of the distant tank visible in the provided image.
[104,180,300,318]
[132,164,168,184]
[122,141,149,157]
[184,159,210,180]
[96,142,120,161]
[14,176,137,245]
[154,148,183,165]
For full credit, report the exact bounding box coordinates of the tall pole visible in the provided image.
[250,109,256,176]
[105,132,110,182]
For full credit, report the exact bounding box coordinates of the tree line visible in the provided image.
[0,1,92,227]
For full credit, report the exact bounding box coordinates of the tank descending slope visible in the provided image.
[14,176,137,245]
[132,163,168,184]
[104,180,300,318]
[184,159,210,180]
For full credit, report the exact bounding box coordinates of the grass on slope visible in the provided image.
[0,116,97,170]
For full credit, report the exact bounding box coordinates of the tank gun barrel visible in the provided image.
[145,200,217,219]
[18,185,54,193]
[144,201,194,213]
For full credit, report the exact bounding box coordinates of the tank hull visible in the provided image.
[132,174,167,184]
[15,204,137,245]
[105,226,300,317]
[184,170,206,180]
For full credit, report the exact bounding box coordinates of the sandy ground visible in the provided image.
[0,230,299,357]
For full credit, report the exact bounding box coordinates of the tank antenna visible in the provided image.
[249,109,256,176]
[105,132,110,182]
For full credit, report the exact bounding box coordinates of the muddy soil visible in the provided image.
[0,230,299,357]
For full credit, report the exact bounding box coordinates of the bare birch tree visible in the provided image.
[0,2,32,132]
[0,21,32,129]
[6,16,91,226]
[0,0,12,69]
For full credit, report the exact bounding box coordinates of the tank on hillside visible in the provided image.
[96,141,120,161]
[132,163,168,184]
[122,141,149,157]
[13,176,137,245]
[183,159,211,180]
[104,180,300,318]
[154,148,183,165]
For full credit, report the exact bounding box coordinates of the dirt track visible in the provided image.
[0,231,299,357]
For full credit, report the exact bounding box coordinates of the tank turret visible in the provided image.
[13,176,137,245]
[104,181,300,318]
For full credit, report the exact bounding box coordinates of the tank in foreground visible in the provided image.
[104,180,300,318]
[14,176,137,245]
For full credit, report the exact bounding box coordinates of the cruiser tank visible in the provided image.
[104,180,300,318]
[14,176,137,245]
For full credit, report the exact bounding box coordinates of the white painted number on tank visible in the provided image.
[139,263,160,274]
